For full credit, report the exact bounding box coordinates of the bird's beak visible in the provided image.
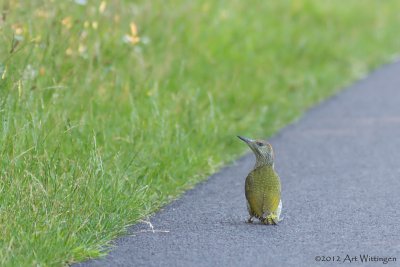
[238,136,258,153]
[237,136,254,145]
[238,136,261,156]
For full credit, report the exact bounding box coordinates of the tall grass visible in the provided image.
[1,0,400,265]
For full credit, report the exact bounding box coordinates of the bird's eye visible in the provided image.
[256,142,264,146]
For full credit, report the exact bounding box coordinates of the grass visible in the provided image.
[1,0,400,265]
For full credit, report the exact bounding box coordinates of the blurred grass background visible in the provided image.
[1,0,400,265]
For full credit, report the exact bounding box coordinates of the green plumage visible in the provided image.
[238,136,282,225]
[245,165,281,221]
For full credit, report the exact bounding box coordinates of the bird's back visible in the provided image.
[245,165,281,218]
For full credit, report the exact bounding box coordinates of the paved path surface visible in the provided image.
[77,62,400,266]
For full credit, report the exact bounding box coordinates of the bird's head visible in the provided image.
[237,136,274,167]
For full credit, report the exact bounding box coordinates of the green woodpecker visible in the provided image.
[238,136,282,225]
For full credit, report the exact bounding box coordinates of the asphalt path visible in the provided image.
[77,61,400,266]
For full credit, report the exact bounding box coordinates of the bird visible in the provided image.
[238,136,282,225]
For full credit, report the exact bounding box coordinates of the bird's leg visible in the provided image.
[261,214,279,225]
[247,216,254,223]
[270,216,278,225]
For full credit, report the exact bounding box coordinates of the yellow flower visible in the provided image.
[65,47,73,56]
[39,67,46,76]
[92,21,98,30]
[123,22,140,45]
[130,22,138,36]
[12,24,23,35]
[78,44,86,54]
[99,1,107,14]
[61,17,73,29]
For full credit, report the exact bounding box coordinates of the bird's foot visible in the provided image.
[247,216,254,224]
[261,214,279,225]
